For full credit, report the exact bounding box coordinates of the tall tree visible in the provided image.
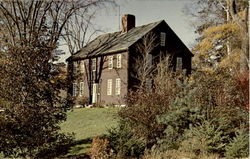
[185,0,249,71]
[0,0,113,157]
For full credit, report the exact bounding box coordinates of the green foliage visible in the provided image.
[225,128,249,158]
[0,46,73,158]
[181,118,229,156]
[107,120,146,157]
[157,79,203,149]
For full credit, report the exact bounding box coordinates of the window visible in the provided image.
[92,83,98,103]
[92,58,96,71]
[79,82,84,96]
[108,56,113,69]
[73,62,77,74]
[176,57,182,70]
[160,32,166,46]
[117,54,122,68]
[107,79,112,95]
[80,61,85,73]
[115,78,121,95]
[146,54,153,67]
[72,83,77,96]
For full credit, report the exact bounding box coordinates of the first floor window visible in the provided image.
[107,79,112,95]
[79,82,84,96]
[176,57,182,70]
[73,83,77,96]
[115,78,121,95]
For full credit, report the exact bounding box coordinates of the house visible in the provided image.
[66,14,193,106]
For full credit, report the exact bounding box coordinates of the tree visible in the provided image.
[133,32,158,90]
[185,0,249,71]
[0,0,113,157]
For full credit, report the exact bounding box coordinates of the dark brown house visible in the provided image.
[66,14,193,106]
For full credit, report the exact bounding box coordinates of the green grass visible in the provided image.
[60,107,119,157]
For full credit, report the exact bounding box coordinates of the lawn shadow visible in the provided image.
[63,137,93,159]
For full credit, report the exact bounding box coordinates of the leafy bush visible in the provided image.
[107,121,146,157]
[89,137,113,159]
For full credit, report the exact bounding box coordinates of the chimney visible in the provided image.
[121,14,135,33]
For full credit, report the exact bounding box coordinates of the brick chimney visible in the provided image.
[121,14,135,33]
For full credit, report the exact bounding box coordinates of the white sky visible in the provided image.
[59,0,197,63]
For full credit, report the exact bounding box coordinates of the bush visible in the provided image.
[225,128,249,158]
[108,68,249,158]
[180,117,230,156]
[89,137,113,159]
[157,78,204,150]
[107,121,146,158]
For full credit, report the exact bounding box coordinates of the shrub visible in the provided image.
[107,121,146,158]
[225,128,249,158]
[119,91,169,149]
[89,137,113,159]
[180,117,230,156]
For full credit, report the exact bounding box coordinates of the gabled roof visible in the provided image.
[67,20,163,61]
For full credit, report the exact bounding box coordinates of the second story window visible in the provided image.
[107,79,112,95]
[117,54,122,68]
[92,58,96,71]
[146,54,153,67]
[72,82,77,97]
[80,61,85,73]
[160,32,166,46]
[108,56,113,69]
[176,57,182,70]
[73,62,77,74]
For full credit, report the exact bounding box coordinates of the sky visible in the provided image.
[60,0,197,63]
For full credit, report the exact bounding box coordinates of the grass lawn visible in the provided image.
[60,107,119,158]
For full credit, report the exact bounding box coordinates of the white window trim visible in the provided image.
[117,54,122,68]
[160,32,166,46]
[115,78,121,95]
[107,79,112,95]
[108,56,113,69]
[79,82,84,96]
[73,82,77,97]
[176,57,183,70]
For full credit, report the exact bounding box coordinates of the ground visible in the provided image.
[60,107,119,158]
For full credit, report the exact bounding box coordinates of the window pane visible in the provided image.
[116,78,121,95]
[160,32,166,46]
